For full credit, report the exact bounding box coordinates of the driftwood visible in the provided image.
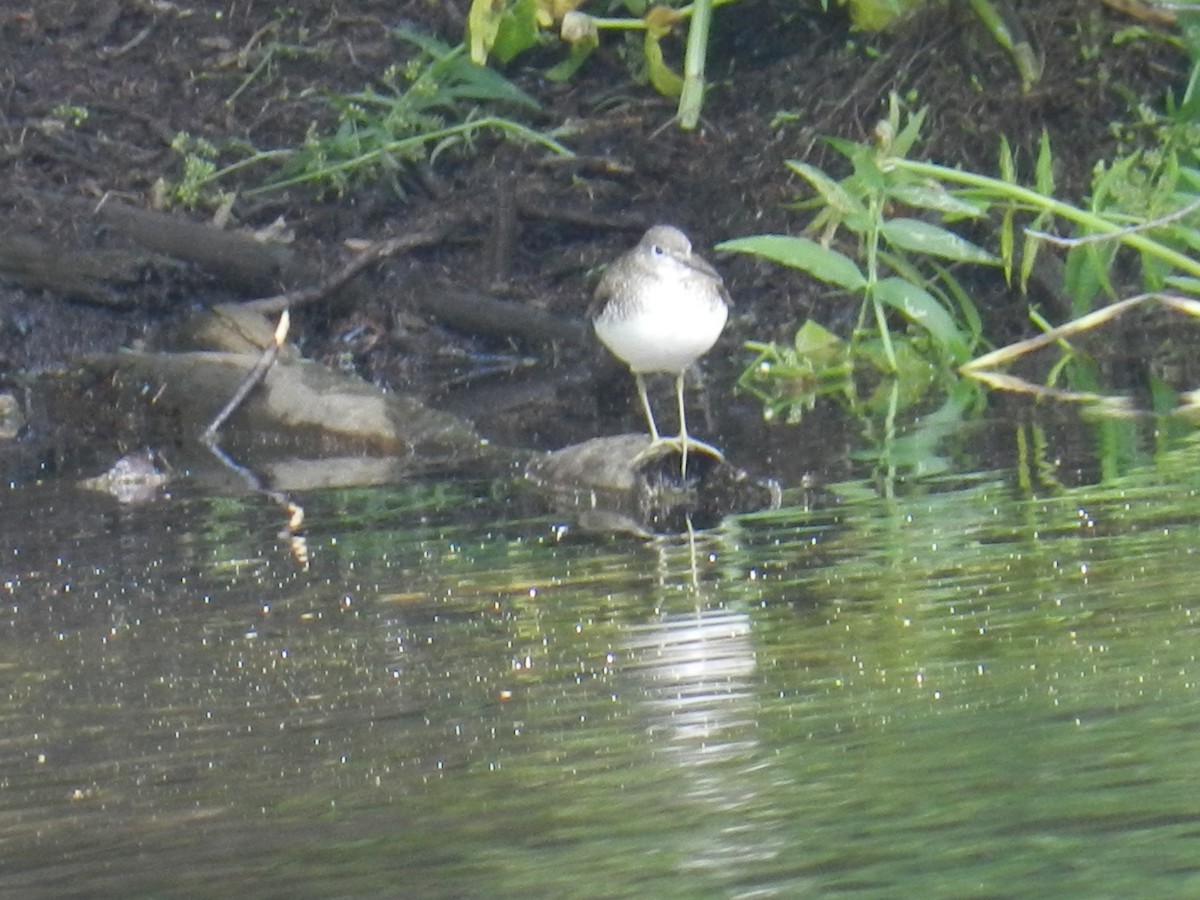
[0,194,313,302]
[95,199,302,294]
[1,194,585,351]
[411,284,587,346]
[0,231,161,307]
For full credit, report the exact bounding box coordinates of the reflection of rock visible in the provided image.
[260,456,430,490]
[526,435,780,536]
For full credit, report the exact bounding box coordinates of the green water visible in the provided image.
[3,420,1200,897]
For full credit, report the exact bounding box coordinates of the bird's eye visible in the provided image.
[651,244,665,256]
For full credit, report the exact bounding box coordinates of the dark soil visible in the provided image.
[0,0,1190,475]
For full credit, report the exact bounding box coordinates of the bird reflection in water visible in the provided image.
[622,604,782,874]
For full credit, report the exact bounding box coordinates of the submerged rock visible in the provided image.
[78,452,169,504]
[0,392,23,441]
[85,350,490,482]
[526,434,780,536]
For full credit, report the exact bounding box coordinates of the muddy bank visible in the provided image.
[0,0,1188,485]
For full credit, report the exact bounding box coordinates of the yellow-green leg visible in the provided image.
[635,374,661,441]
[633,372,723,477]
[674,372,724,475]
[675,372,690,477]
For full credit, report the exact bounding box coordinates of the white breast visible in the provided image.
[594,277,728,374]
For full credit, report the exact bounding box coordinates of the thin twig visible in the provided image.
[1026,196,1200,247]
[202,437,309,569]
[201,310,290,442]
[199,309,307,569]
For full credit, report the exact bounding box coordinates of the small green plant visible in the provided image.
[740,311,983,483]
[726,77,1200,424]
[721,93,994,379]
[225,41,328,107]
[737,320,854,424]
[715,76,1200,422]
[161,28,571,207]
[265,28,566,197]
[49,103,89,127]
[164,132,237,210]
[1068,20,1200,315]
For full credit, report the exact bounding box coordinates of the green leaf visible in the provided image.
[792,319,846,357]
[1064,240,1118,316]
[1018,221,1042,293]
[718,235,867,290]
[822,135,863,164]
[998,135,1015,185]
[889,102,927,159]
[786,160,867,221]
[874,276,970,361]
[491,0,543,64]
[643,7,684,97]
[999,205,1015,284]
[1164,275,1200,295]
[1163,223,1200,254]
[839,139,888,194]
[846,0,924,30]
[394,28,541,109]
[1090,153,1139,213]
[887,183,987,219]
[643,29,683,97]
[930,261,982,342]
[880,218,999,264]
[1178,166,1200,192]
[1035,129,1054,195]
[466,0,505,64]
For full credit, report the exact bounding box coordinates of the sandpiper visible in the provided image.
[590,224,730,476]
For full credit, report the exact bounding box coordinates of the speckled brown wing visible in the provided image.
[586,265,615,322]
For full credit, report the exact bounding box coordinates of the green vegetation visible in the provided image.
[719,94,994,428]
[162,28,569,209]
[48,103,90,127]
[724,35,1200,425]
[149,5,1200,450]
[155,2,1056,211]
[466,0,740,129]
[464,0,1040,131]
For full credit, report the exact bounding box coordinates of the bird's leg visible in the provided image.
[634,374,685,464]
[675,371,724,469]
[630,372,724,476]
[675,371,689,477]
[635,373,661,441]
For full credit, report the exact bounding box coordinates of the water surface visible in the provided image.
[4,412,1200,897]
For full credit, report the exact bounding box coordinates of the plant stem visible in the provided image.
[592,0,741,31]
[887,157,1200,282]
[864,195,898,371]
[678,0,711,130]
[244,117,573,196]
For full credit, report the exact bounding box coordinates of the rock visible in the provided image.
[526,434,780,535]
[78,452,169,503]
